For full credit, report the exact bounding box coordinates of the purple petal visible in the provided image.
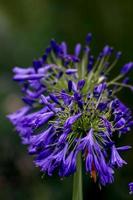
[77,80,85,90]
[86,33,92,45]
[116,146,132,151]
[64,113,81,129]
[68,80,72,92]
[13,74,44,81]
[121,62,133,74]
[75,43,81,57]
[65,69,78,75]
[129,182,133,194]
[111,145,127,167]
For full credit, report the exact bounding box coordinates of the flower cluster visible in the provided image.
[8,33,133,187]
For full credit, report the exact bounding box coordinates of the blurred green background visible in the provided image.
[0,0,133,199]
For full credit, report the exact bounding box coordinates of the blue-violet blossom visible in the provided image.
[8,33,133,187]
[129,182,133,194]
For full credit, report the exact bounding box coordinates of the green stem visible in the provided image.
[72,153,83,200]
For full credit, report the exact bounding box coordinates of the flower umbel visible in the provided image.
[8,33,133,188]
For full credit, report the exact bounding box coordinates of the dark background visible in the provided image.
[0,0,133,199]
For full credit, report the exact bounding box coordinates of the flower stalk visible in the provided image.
[72,153,83,200]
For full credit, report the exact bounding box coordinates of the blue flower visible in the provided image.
[121,62,133,74]
[59,150,78,177]
[8,33,133,188]
[129,182,133,194]
[110,145,127,167]
[85,33,92,45]
[93,83,106,98]
[64,113,82,129]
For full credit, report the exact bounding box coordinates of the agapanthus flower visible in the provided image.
[8,33,133,188]
[129,182,133,194]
